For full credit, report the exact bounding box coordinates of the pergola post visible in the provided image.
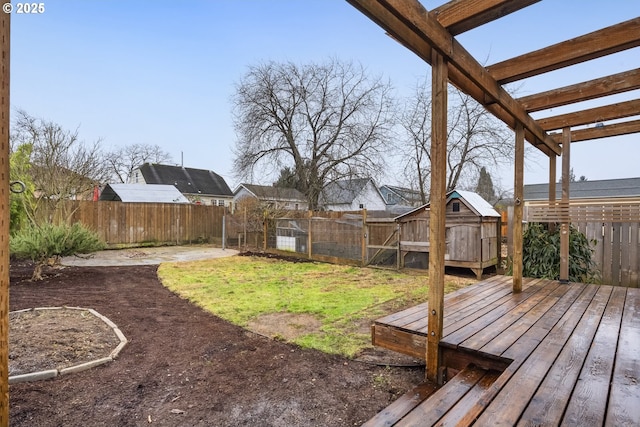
[559,127,571,283]
[512,123,524,293]
[548,155,557,234]
[0,11,10,426]
[427,49,447,384]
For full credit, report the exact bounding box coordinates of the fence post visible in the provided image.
[243,206,247,251]
[263,211,267,251]
[308,210,313,258]
[222,209,226,250]
[397,222,401,270]
[362,209,367,266]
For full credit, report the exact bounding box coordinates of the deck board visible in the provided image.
[442,280,560,349]
[516,286,615,426]
[395,365,489,426]
[368,276,640,426]
[560,286,623,426]
[605,287,640,427]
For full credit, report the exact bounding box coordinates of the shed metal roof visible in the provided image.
[99,184,190,203]
[395,190,500,219]
[450,190,500,217]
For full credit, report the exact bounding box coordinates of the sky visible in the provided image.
[9,0,640,192]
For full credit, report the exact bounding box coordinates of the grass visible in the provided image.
[158,255,475,357]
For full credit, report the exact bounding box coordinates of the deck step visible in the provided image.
[362,381,439,427]
[364,364,500,427]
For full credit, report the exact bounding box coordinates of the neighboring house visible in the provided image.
[320,178,387,211]
[130,163,233,207]
[379,184,423,207]
[524,177,640,202]
[99,183,190,203]
[234,183,308,211]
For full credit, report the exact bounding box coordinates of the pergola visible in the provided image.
[346,0,640,382]
[0,3,638,424]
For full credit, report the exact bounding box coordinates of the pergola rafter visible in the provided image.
[517,69,640,113]
[347,0,640,383]
[486,17,640,84]
[431,0,541,35]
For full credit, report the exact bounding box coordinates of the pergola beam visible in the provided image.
[538,99,640,131]
[487,18,640,84]
[431,0,540,35]
[518,69,640,113]
[550,119,640,143]
[347,0,561,155]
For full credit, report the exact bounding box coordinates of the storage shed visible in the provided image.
[396,190,501,278]
[99,184,190,204]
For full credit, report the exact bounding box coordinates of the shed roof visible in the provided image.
[450,190,500,217]
[99,184,190,203]
[138,163,232,197]
[524,177,640,201]
[395,190,500,219]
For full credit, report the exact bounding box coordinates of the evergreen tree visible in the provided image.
[475,166,496,203]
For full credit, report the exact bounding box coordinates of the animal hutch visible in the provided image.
[396,190,501,278]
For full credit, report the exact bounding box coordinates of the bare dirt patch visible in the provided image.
[9,260,426,427]
[9,308,120,377]
[247,312,322,340]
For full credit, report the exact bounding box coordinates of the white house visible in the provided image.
[319,178,387,211]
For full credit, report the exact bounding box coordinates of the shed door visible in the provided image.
[446,224,479,262]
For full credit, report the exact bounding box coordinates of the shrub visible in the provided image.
[518,222,599,283]
[10,222,106,280]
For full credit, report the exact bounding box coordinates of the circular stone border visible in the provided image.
[8,306,128,384]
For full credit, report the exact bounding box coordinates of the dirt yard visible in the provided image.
[9,259,426,427]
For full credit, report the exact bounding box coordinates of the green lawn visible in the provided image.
[158,255,474,357]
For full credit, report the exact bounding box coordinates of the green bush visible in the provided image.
[519,222,599,283]
[10,222,105,280]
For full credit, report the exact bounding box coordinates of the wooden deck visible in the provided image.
[368,276,640,426]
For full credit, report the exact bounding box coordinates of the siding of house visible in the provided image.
[324,181,387,211]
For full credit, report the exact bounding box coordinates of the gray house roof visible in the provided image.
[138,163,232,197]
[379,184,422,206]
[524,177,640,201]
[99,184,190,203]
[235,184,306,202]
[320,178,378,205]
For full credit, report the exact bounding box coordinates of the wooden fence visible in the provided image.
[53,200,226,247]
[524,200,640,287]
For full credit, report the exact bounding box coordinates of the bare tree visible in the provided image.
[446,91,512,191]
[12,110,109,222]
[399,78,431,204]
[104,143,173,183]
[232,59,396,210]
[400,83,513,201]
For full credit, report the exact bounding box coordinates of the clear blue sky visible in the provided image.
[10,0,639,191]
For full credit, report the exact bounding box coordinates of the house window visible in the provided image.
[294,203,299,210]
[452,202,460,212]
[218,200,225,207]
[359,203,365,209]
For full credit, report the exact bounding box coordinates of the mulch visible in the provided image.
[9,261,425,427]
